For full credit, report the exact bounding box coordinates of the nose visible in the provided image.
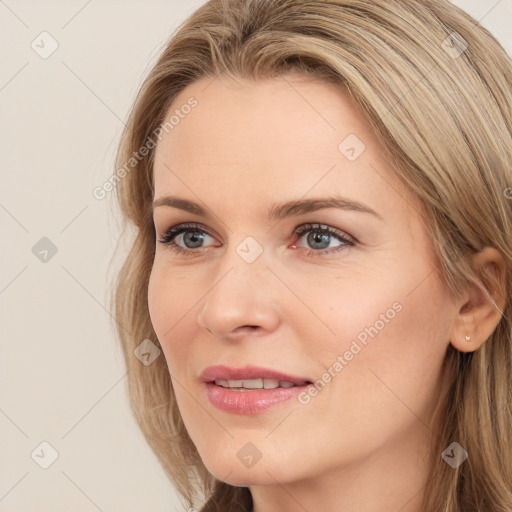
[196,251,281,343]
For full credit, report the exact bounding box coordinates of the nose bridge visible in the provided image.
[196,235,280,337]
[213,232,269,291]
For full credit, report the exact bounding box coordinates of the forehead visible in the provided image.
[155,73,372,167]
[152,73,422,226]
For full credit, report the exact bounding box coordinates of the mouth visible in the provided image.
[200,365,314,414]
[211,378,312,390]
[200,364,313,388]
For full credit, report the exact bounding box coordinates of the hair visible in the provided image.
[108,1,512,510]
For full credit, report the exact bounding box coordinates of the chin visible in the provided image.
[199,448,294,487]
[207,464,281,487]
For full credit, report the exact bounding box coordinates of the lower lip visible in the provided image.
[205,382,310,414]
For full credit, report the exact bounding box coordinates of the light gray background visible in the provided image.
[0,1,510,510]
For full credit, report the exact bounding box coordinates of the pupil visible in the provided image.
[184,231,204,248]
[308,231,329,250]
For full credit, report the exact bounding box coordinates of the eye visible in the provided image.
[157,223,218,257]
[291,223,355,256]
[157,222,355,257]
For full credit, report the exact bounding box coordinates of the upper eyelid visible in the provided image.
[159,222,216,238]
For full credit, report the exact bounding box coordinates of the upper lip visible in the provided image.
[199,365,312,384]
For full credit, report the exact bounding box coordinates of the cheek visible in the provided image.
[147,262,211,383]
[296,266,406,368]
[317,269,453,429]
[148,261,197,330]
[147,267,203,433]
[148,266,171,341]
[147,265,190,361]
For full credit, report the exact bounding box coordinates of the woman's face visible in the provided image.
[148,73,458,489]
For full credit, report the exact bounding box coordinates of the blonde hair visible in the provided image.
[109,1,512,510]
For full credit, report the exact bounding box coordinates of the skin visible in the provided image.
[148,72,505,512]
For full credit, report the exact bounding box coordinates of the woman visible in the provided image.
[109,0,512,510]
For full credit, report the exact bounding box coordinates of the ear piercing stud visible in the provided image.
[460,315,471,342]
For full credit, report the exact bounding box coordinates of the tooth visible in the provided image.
[242,379,264,389]
[263,378,280,389]
[215,378,304,389]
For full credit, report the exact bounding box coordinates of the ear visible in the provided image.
[450,247,507,353]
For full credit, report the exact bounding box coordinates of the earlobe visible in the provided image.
[449,247,507,353]
[450,311,475,353]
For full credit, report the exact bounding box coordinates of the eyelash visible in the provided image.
[157,222,355,258]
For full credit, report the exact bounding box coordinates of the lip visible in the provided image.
[200,365,313,415]
[199,364,312,384]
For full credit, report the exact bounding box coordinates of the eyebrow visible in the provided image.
[152,195,384,222]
